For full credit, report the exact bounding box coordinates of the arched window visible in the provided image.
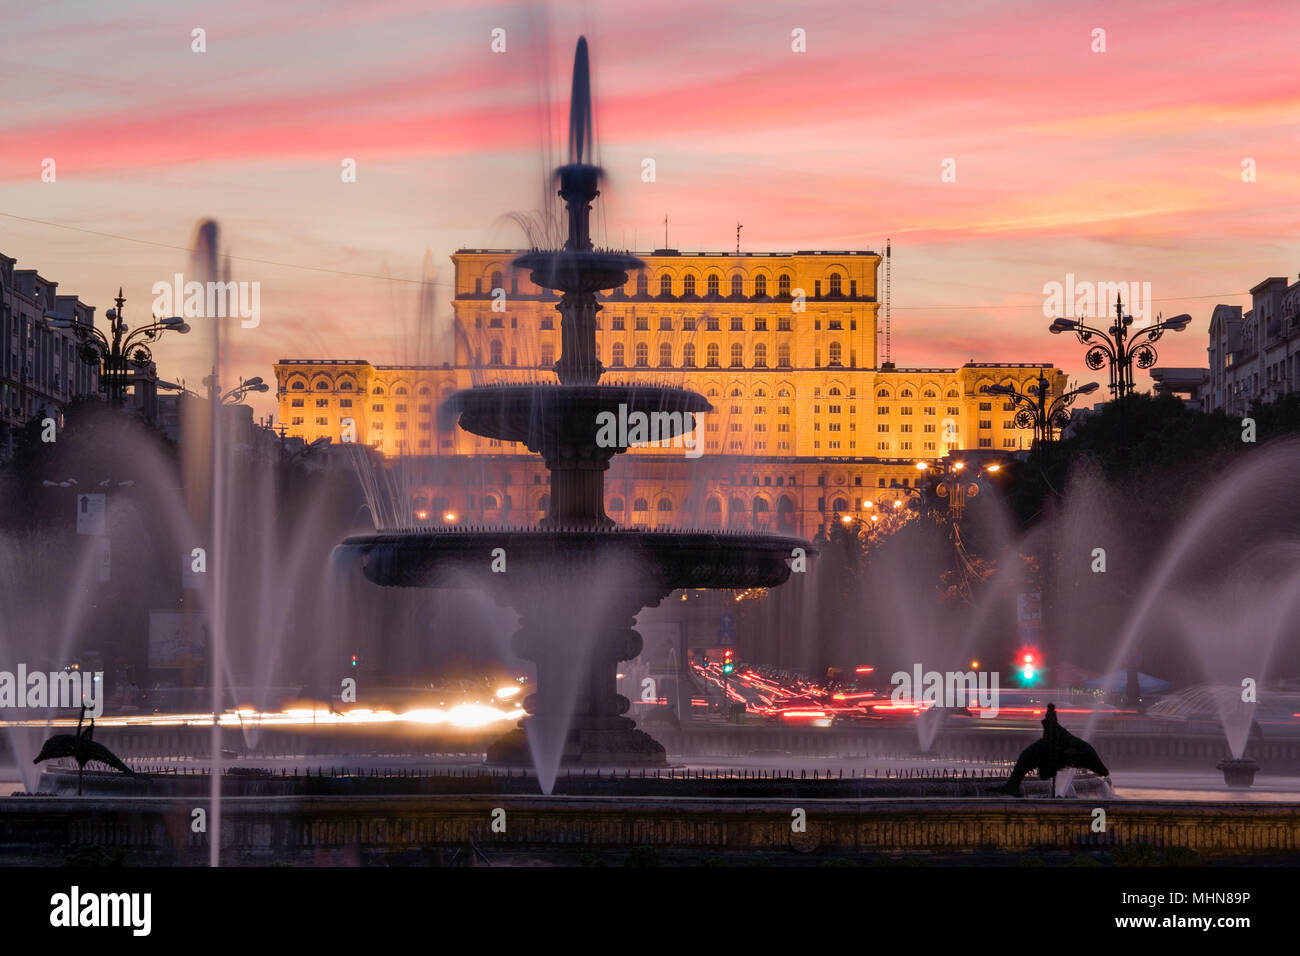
[609,497,624,512]
[658,342,672,367]
[395,386,408,395]
[372,386,384,395]
[657,498,672,511]
[537,494,550,514]
[901,388,913,398]
[339,380,354,391]
[828,386,842,396]
[633,497,649,512]
[923,389,937,398]
[832,497,848,512]
[706,274,720,296]
[660,274,672,296]
[752,498,769,512]
[947,388,959,398]
[828,273,842,295]
[418,385,430,395]
[828,342,842,365]
[777,387,791,397]
[706,344,720,367]
[754,343,768,367]
[730,275,743,296]
[636,274,648,296]
[635,343,649,367]
[877,388,890,397]
[755,275,767,297]
[778,343,791,367]
[778,274,791,296]
[683,343,697,366]
[611,343,626,367]
[707,387,720,397]
[683,275,696,296]
[489,341,504,365]
[484,494,500,509]
[730,387,743,397]
[755,387,767,398]
[491,270,503,292]
[291,380,305,390]
[705,497,722,522]
[315,380,330,390]
[730,343,744,367]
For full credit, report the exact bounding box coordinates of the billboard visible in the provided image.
[148,610,208,669]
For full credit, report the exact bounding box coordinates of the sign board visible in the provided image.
[76,494,106,535]
[148,610,208,669]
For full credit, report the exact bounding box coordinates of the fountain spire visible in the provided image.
[568,36,593,166]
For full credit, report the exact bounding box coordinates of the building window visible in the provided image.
[706,344,720,367]
[636,274,648,296]
[730,316,744,331]
[291,416,304,425]
[635,316,649,331]
[635,343,649,366]
[706,316,720,331]
[340,399,353,408]
[979,401,992,411]
[683,343,696,366]
[659,316,672,331]
[683,275,696,296]
[755,275,767,297]
[731,275,743,296]
[754,343,767,367]
[612,316,625,330]
[828,273,842,295]
[291,399,304,408]
[682,316,696,331]
[707,274,720,296]
[612,343,625,367]
[730,343,744,367]
[315,416,328,425]
[778,274,791,296]
[658,343,672,366]
[979,419,992,429]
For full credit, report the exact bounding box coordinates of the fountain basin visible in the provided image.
[514,248,644,293]
[440,383,710,450]
[1216,758,1259,788]
[337,527,807,592]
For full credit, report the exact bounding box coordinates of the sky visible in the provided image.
[2,0,1298,420]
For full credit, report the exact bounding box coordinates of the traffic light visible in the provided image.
[1016,647,1040,686]
[722,648,735,675]
[351,654,358,668]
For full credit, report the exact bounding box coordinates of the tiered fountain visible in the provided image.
[336,37,809,771]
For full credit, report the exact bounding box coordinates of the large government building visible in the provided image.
[275,249,1064,538]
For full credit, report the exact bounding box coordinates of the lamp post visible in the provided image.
[46,289,190,408]
[914,459,1002,600]
[1049,295,1190,400]
[218,376,269,406]
[981,372,1100,450]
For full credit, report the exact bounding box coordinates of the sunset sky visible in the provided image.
[3,0,1299,420]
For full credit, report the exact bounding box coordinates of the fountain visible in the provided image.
[335,37,810,778]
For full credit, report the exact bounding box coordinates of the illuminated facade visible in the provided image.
[275,250,1065,537]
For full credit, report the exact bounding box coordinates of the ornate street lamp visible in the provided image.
[914,459,1002,600]
[1049,294,1190,399]
[46,289,190,407]
[217,375,269,406]
[981,372,1100,448]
